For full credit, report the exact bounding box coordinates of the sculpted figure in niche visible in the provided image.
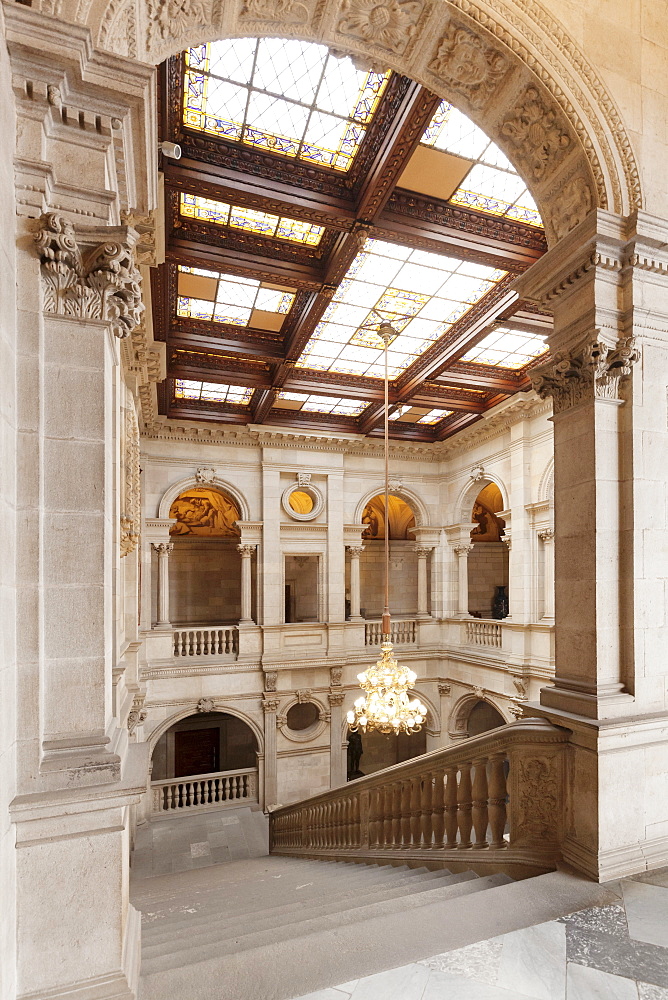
[169,488,241,537]
[361,494,415,540]
[361,504,380,539]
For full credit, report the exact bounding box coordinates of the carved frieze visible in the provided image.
[127,695,147,734]
[120,402,141,557]
[501,87,571,182]
[428,23,508,108]
[549,175,593,242]
[337,0,424,55]
[531,337,639,412]
[34,212,143,339]
[240,0,309,23]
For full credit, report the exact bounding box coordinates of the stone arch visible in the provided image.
[146,702,264,757]
[157,474,251,522]
[455,473,509,526]
[449,691,510,737]
[354,484,429,530]
[538,457,555,503]
[67,0,642,238]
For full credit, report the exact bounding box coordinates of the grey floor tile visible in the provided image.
[563,914,668,988]
[496,921,566,1000]
[638,984,668,999]
[630,869,668,890]
[622,881,668,949]
[566,963,639,1000]
[420,936,502,985]
[349,963,430,1000]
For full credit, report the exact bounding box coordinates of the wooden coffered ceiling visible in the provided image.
[153,45,551,442]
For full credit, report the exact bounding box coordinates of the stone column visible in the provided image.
[328,691,346,788]
[262,698,280,810]
[237,543,256,623]
[454,544,473,617]
[152,542,173,627]
[347,545,364,621]
[539,529,555,620]
[415,546,433,619]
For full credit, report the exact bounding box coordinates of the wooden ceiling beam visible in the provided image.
[358,401,386,435]
[168,331,284,361]
[434,368,525,392]
[166,240,324,288]
[436,412,482,441]
[251,388,277,422]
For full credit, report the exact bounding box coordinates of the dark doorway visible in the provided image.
[175,726,218,777]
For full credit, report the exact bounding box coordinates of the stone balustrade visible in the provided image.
[270,719,567,878]
[152,767,258,813]
[365,618,417,646]
[173,626,239,657]
[465,619,502,648]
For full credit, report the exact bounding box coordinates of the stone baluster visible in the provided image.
[415,546,433,619]
[444,767,459,847]
[457,763,473,849]
[454,544,473,617]
[539,528,555,620]
[472,758,489,848]
[488,754,508,849]
[431,770,445,849]
[347,545,364,621]
[391,782,402,846]
[237,543,256,623]
[400,780,412,848]
[383,785,394,847]
[152,541,173,627]
[420,775,433,847]
[410,777,422,847]
[369,788,381,848]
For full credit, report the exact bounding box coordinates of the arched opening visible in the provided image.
[466,700,506,737]
[152,711,258,781]
[347,727,427,780]
[467,483,509,619]
[353,493,420,619]
[161,486,249,625]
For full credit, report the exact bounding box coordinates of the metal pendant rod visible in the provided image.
[381,326,391,640]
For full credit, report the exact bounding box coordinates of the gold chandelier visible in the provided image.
[347,321,428,736]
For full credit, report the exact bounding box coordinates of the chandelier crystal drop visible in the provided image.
[346,318,427,736]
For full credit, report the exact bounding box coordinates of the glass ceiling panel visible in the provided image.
[275,391,367,416]
[460,327,549,369]
[421,101,542,228]
[180,193,325,246]
[295,238,506,380]
[175,380,254,404]
[177,265,295,327]
[392,405,452,424]
[184,39,389,172]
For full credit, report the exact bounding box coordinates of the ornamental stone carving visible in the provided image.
[296,688,312,704]
[428,24,508,109]
[438,682,451,696]
[127,695,146,734]
[297,472,312,486]
[120,402,140,557]
[550,175,593,241]
[34,212,143,340]
[241,0,308,22]
[501,87,571,181]
[330,667,343,686]
[454,543,473,557]
[328,691,346,707]
[473,686,485,700]
[415,545,433,557]
[337,0,423,54]
[197,698,216,713]
[263,698,280,713]
[147,0,207,44]
[512,676,527,698]
[195,466,217,483]
[515,755,559,842]
[237,543,257,557]
[387,477,404,493]
[347,545,365,558]
[531,337,639,413]
[508,702,524,720]
[152,541,173,555]
[264,670,278,692]
[470,464,485,482]
[538,528,554,543]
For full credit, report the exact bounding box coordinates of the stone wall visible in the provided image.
[168,538,242,625]
[277,748,330,805]
[468,543,509,618]
[358,540,419,618]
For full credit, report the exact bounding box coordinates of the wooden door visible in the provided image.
[174,727,218,777]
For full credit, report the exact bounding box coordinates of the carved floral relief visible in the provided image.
[428,23,508,108]
[120,401,141,557]
[241,0,308,23]
[501,87,571,181]
[337,0,423,55]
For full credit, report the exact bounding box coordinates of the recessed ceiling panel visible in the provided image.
[460,327,549,369]
[175,380,254,403]
[295,239,506,379]
[183,39,389,172]
[177,265,296,328]
[275,391,368,416]
[180,192,326,246]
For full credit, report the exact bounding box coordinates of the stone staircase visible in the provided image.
[132,854,515,1000]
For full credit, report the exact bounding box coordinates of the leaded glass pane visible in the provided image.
[461,327,548,369]
[175,379,254,404]
[179,193,324,246]
[176,266,295,326]
[275,390,367,416]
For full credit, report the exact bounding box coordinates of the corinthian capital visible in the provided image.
[531,337,639,413]
[34,212,144,339]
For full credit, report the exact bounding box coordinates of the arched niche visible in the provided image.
[158,475,251,522]
[467,481,509,619]
[150,709,261,781]
[449,693,509,739]
[354,485,429,529]
[72,0,643,240]
[455,474,509,527]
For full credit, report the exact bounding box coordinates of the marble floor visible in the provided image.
[292,868,668,1000]
[130,805,269,878]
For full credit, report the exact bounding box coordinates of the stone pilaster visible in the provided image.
[453,544,473,617]
[262,698,280,810]
[237,543,256,623]
[152,542,173,627]
[538,529,555,620]
[328,691,347,788]
[346,545,364,621]
[415,546,433,619]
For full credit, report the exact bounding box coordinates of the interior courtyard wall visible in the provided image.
[467,542,508,618]
[169,538,242,624]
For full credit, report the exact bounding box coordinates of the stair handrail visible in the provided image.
[269,718,569,879]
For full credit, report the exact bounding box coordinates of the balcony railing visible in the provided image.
[270,719,567,879]
[465,619,502,648]
[152,767,258,813]
[173,626,239,657]
[365,618,417,646]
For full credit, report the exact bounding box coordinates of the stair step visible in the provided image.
[140,871,510,975]
[141,870,473,950]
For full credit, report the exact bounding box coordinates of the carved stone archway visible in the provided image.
[157,473,252,522]
[455,472,509,526]
[449,691,509,739]
[52,0,643,244]
[354,483,429,529]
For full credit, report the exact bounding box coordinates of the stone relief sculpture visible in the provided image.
[169,488,241,536]
[120,401,141,557]
[337,0,423,54]
[428,23,508,108]
[501,87,571,181]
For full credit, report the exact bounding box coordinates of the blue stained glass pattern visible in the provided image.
[180,193,325,246]
[175,380,254,404]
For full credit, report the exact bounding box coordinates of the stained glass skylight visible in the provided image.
[421,102,542,227]
[183,39,389,172]
[460,327,548,369]
[295,239,506,379]
[175,380,254,404]
[392,405,452,424]
[177,265,295,327]
[180,193,325,246]
[274,391,367,416]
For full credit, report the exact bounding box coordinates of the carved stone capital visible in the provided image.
[531,337,640,413]
[328,691,346,707]
[538,528,555,543]
[263,670,278,692]
[34,212,144,339]
[151,541,173,555]
[237,543,257,557]
[262,698,280,714]
[454,543,473,557]
[346,545,365,558]
[415,545,433,558]
[438,682,451,696]
[296,688,312,704]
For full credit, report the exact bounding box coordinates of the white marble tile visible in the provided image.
[292,990,355,1000]
[337,983,360,995]
[496,920,567,1000]
[419,936,503,985]
[622,880,668,948]
[422,969,541,1000]
[349,963,430,1000]
[567,963,638,1000]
